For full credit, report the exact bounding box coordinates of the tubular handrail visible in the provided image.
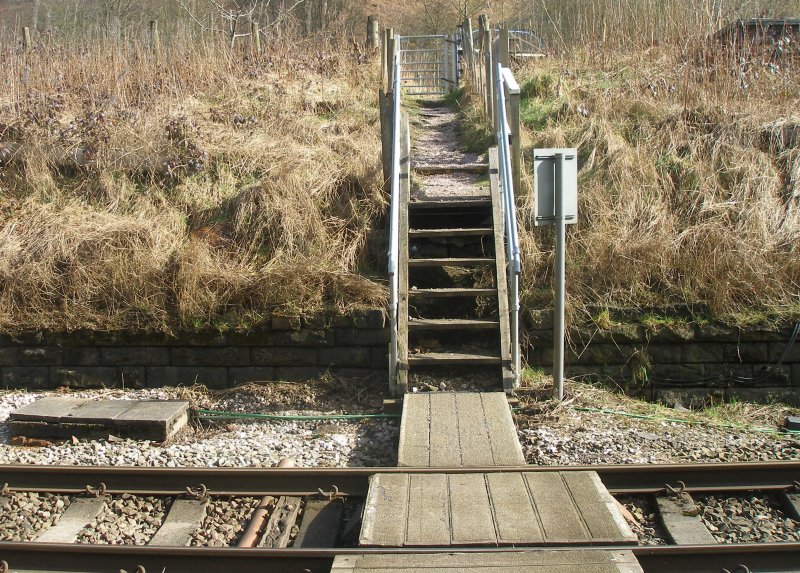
[387,47,402,384]
[495,63,522,386]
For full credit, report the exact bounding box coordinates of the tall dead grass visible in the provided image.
[507,38,800,321]
[0,32,387,332]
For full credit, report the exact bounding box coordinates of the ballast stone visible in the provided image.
[9,397,190,441]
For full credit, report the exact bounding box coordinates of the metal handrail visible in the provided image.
[388,47,402,384]
[495,63,522,386]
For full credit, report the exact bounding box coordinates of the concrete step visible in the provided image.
[408,257,495,267]
[408,227,493,238]
[409,318,499,330]
[408,351,501,365]
[408,288,496,298]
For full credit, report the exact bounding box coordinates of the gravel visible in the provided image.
[0,492,71,541]
[76,494,167,545]
[0,388,399,468]
[699,494,800,543]
[615,495,668,545]
[518,408,800,465]
[190,497,259,547]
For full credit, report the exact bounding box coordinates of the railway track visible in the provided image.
[2,462,800,572]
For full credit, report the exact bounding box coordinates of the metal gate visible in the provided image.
[398,34,458,97]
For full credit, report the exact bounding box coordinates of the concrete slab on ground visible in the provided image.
[332,550,644,572]
[33,497,107,543]
[398,392,524,467]
[359,471,637,547]
[9,398,190,441]
[149,499,208,546]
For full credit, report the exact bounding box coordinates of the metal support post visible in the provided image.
[554,153,566,401]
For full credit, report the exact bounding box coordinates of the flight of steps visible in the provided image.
[396,104,513,393]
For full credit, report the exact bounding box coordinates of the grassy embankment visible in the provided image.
[457,29,800,327]
[0,33,387,333]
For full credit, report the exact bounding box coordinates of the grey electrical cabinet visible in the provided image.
[533,148,578,226]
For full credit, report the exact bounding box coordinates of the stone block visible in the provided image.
[352,309,386,329]
[648,363,706,383]
[100,347,170,366]
[119,367,146,388]
[524,329,552,346]
[271,315,301,330]
[726,387,800,406]
[274,366,327,382]
[714,363,754,381]
[334,328,390,346]
[172,331,228,346]
[568,343,631,366]
[332,314,356,328]
[752,364,792,386]
[643,344,682,364]
[684,343,726,363]
[252,347,317,366]
[794,364,800,387]
[170,347,250,367]
[525,309,554,330]
[653,387,723,409]
[588,323,646,344]
[51,367,118,388]
[271,329,333,347]
[226,328,273,346]
[725,342,770,364]
[0,347,18,366]
[302,313,330,329]
[62,347,100,366]
[2,367,51,389]
[645,322,695,342]
[737,326,788,342]
[18,346,62,366]
[228,367,276,384]
[318,347,372,368]
[771,340,800,363]
[694,323,740,342]
[146,367,229,389]
[372,347,388,370]
[331,367,383,381]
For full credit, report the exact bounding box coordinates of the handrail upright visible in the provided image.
[387,47,403,385]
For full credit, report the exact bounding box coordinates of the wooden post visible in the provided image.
[251,21,261,54]
[366,15,379,50]
[499,27,510,67]
[388,36,397,93]
[149,20,161,58]
[384,28,394,92]
[22,26,31,52]
[379,89,393,189]
[464,19,475,83]
[483,21,494,125]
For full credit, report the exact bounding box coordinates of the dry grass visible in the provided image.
[0,33,387,333]
[477,36,800,323]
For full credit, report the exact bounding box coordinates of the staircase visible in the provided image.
[394,104,514,393]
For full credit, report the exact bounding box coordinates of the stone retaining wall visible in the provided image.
[526,311,800,406]
[0,310,389,390]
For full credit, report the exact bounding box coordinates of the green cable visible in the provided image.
[570,406,800,437]
[194,408,401,421]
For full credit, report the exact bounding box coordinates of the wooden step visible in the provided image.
[408,257,494,267]
[408,227,493,238]
[409,199,492,209]
[412,163,488,175]
[408,318,499,330]
[408,351,502,365]
[408,288,496,298]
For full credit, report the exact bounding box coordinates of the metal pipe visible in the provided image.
[237,495,275,547]
[554,152,566,401]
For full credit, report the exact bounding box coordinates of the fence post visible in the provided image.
[149,20,161,58]
[483,23,494,125]
[22,26,31,52]
[506,79,522,194]
[251,21,261,54]
[367,15,379,50]
[499,27,510,67]
[384,28,395,92]
[464,19,475,83]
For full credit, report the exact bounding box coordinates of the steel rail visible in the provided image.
[2,461,799,496]
[0,543,799,573]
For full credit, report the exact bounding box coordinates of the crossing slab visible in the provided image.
[359,471,637,547]
[333,550,644,572]
[9,398,190,441]
[398,392,524,467]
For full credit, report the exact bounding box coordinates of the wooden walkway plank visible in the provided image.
[523,472,590,543]
[454,393,495,467]
[563,472,637,543]
[333,550,644,572]
[428,393,462,467]
[481,393,525,466]
[448,474,496,545]
[359,474,410,547]
[397,393,430,467]
[486,472,544,545]
[148,499,208,546]
[405,473,450,546]
[34,498,107,543]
